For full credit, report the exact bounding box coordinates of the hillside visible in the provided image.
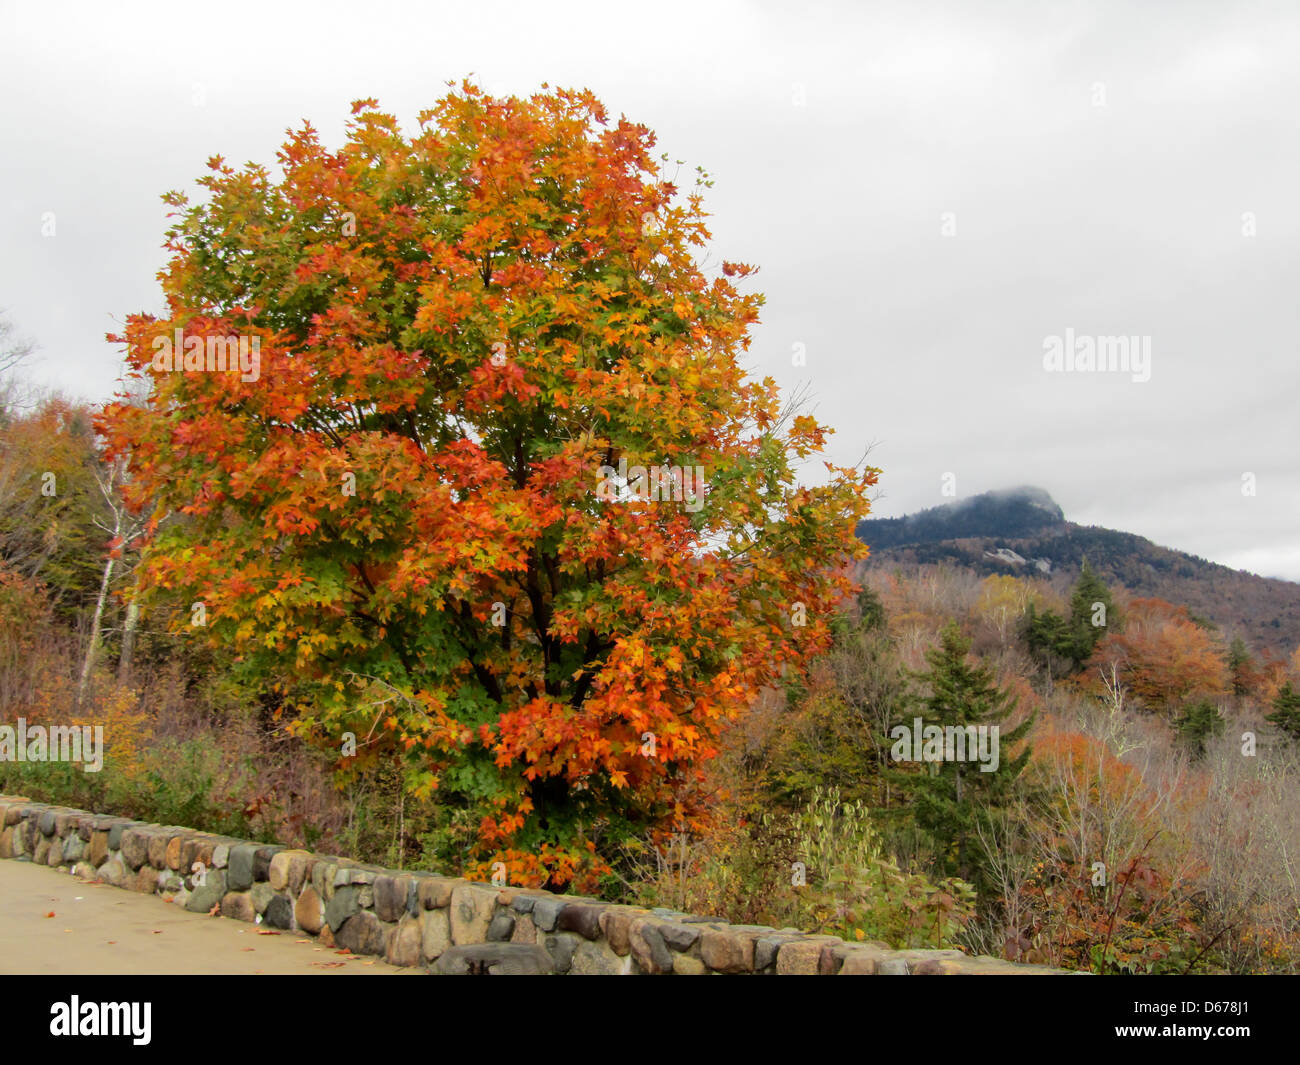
[856,487,1300,658]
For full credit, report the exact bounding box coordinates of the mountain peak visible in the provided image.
[857,486,1065,549]
[978,485,1063,516]
[855,485,1300,657]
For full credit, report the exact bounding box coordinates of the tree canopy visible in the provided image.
[100,83,876,889]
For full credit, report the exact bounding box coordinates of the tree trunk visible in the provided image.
[117,569,141,683]
[78,552,115,705]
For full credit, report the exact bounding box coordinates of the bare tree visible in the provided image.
[1191,728,1300,973]
[0,313,35,378]
[105,372,158,685]
[971,799,1038,959]
[77,453,149,702]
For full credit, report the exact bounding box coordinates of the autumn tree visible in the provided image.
[0,563,57,710]
[974,574,1040,650]
[1000,724,1203,973]
[0,395,109,621]
[764,587,907,807]
[1085,598,1227,714]
[99,84,876,889]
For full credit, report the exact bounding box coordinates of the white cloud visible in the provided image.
[1,0,1296,581]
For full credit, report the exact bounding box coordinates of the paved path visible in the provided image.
[0,860,414,975]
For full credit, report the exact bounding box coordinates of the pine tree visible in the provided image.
[1024,601,1072,674]
[892,622,1033,889]
[1024,561,1115,674]
[1266,682,1300,743]
[856,586,887,634]
[1227,637,1254,699]
[1174,699,1224,756]
[1065,560,1115,669]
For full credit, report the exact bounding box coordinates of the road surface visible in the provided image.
[0,859,414,975]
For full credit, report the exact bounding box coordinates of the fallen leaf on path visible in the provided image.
[44,911,55,918]
[312,961,346,968]
[256,930,280,936]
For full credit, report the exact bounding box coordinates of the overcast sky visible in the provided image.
[2,0,1297,578]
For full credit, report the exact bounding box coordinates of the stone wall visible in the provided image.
[0,794,1074,975]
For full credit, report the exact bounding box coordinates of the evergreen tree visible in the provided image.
[1266,682,1300,743]
[892,623,1033,891]
[1023,601,1073,674]
[1024,561,1115,674]
[1174,699,1224,756]
[1226,637,1253,699]
[856,585,887,635]
[1065,559,1114,668]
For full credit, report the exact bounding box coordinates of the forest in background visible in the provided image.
[3,368,1298,974]
[858,486,1300,658]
